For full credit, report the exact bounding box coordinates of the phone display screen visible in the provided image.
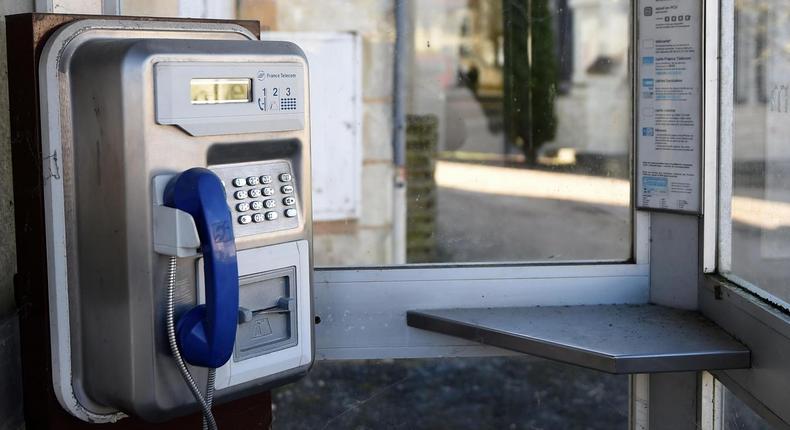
[190,78,252,105]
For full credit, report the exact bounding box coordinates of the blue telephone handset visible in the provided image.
[164,168,239,368]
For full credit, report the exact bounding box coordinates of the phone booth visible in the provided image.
[5,2,790,429]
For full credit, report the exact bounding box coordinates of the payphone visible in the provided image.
[36,19,313,424]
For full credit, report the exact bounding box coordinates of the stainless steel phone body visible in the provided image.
[39,20,313,422]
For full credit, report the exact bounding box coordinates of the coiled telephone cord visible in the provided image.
[165,256,219,430]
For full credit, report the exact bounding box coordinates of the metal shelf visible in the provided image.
[407,304,750,374]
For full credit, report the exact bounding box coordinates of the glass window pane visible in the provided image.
[239,0,633,266]
[720,381,776,430]
[729,0,790,304]
[273,358,628,429]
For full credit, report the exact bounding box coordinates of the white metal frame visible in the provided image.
[712,0,790,312]
[713,0,790,318]
[716,0,735,277]
[703,0,790,426]
[702,0,721,273]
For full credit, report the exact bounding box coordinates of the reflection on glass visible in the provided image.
[408,0,632,264]
[239,0,632,266]
[721,382,775,430]
[730,0,790,304]
[272,358,628,429]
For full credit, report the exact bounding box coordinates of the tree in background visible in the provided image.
[504,0,558,164]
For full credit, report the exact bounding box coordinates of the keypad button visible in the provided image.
[248,188,262,198]
[250,201,263,211]
[264,199,276,208]
[283,196,296,206]
[260,175,272,184]
[265,211,278,221]
[262,187,275,196]
[234,190,247,200]
[279,173,292,182]
[284,208,297,218]
[246,176,260,186]
[238,215,252,225]
[236,202,250,212]
[281,185,294,194]
[252,213,266,223]
[232,178,245,187]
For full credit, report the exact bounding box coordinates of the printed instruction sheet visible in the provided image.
[637,0,702,213]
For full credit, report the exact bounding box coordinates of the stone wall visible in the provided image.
[406,115,438,263]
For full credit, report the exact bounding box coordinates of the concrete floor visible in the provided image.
[273,357,629,430]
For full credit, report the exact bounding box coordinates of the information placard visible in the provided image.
[636,0,702,213]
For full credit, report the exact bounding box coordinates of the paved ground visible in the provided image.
[273,357,629,430]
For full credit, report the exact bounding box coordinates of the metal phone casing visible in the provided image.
[40,20,313,422]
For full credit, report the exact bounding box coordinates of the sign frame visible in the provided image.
[635,0,705,215]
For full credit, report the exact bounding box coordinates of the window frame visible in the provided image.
[702,0,790,426]
[712,0,790,312]
[311,0,650,361]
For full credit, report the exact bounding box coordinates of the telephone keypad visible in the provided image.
[214,161,300,236]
